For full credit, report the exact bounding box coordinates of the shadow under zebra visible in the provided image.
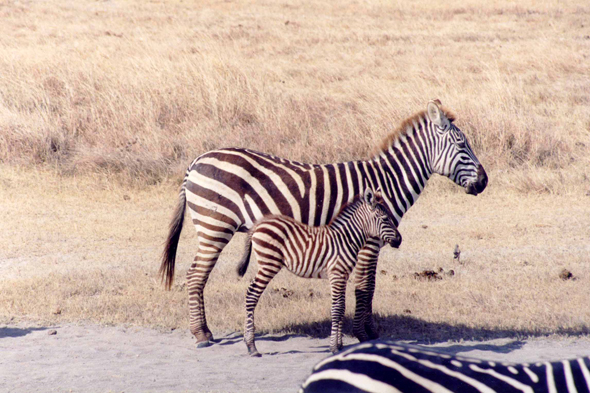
[282,314,590,344]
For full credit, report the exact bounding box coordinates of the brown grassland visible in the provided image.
[1,0,590,343]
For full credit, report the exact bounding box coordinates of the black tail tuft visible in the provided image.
[159,183,187,290]
[237,235,253,277]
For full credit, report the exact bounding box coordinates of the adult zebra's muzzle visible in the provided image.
[465,165,488,196]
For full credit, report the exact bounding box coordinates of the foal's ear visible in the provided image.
[363,188,377,208]
[375,187,383,201]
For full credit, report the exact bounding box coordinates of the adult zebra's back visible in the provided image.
[160,100,488,347]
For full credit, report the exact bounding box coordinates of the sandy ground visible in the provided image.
[3,323,590,393]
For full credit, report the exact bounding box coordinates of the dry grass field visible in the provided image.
[1,0,589,189]
[1,0,590,347]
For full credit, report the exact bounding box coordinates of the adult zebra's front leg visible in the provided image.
[352,238,382,342]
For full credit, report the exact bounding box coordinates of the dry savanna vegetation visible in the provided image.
[1,0,590,343]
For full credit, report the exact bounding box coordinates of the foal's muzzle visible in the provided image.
[387,232,402,249]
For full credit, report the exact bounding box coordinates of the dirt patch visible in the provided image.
[413,268,455,281]
[559,269,575,280]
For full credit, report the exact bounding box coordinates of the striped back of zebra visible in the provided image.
[160,100,488,346]
[239,188,402,356]
[301,341,590,393]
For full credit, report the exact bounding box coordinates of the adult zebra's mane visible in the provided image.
[374,105,456,156]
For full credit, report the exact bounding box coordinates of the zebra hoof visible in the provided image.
[196,340,213,348]
[248,349,262,357]
[367,332,380,340]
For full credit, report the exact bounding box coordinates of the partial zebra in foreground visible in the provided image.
[301,341,590,393]
[237,188,402,356]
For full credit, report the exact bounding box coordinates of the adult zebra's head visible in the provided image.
[427,100,488,196]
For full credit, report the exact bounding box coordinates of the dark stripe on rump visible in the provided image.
[186,184,245,226]
[187,201,240,229]
[191,219,235,235]
[196,231,230,244]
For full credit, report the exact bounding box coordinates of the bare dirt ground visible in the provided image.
[3,324,590,393]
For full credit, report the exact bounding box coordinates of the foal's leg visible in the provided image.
[328,270,348,354]
[244,258,281,357]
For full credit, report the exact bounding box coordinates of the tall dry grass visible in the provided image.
[1,0,589,191]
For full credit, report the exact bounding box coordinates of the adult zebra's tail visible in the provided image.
[236,235,253,277]
[159,172,189,290]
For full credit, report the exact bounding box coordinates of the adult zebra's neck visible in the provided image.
[357,122,433,226]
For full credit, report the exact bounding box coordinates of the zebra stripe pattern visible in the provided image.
[300,341,590,393]
[160,100,488,346]
[237,188,402,356]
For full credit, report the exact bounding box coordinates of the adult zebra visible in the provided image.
[160,100,488,347]
[300,341,590,393]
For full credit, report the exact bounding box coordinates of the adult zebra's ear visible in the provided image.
[364,188,377,209]
[427,100,446,128]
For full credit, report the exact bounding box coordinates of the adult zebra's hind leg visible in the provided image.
[187,231,233,347]
[353,239,382,342]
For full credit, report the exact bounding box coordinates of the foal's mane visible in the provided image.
[328,195,363,226]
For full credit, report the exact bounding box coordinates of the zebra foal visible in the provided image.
[301,341,590,393]
[237,188,402,356]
